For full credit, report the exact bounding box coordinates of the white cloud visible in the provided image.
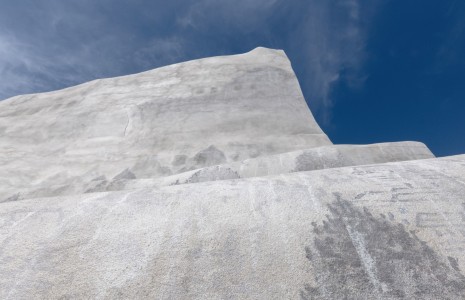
[284,0,368,120]
[175,0,377,121]
[0,0,379,122]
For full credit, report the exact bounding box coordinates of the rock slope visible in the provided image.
[0,47,331,203]
[1,47,462,299]
[2,155,465,299]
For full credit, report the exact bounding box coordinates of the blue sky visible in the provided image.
[0,0,464,156]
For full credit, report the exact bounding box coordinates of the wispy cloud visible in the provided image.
[275,0,376,121]
[174,0,378,121]
[0,0,378,122]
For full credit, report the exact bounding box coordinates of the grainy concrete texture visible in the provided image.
[1,47,463,299]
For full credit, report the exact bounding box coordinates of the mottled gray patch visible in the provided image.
[301,193,465,299]
[91,175,107,182]
[98,169,137,192]
[246,144,260,158]
[169,179,181,186]
[388,212,395,221]
[294,152,326,172]
[2,192,21,203]
[192,145,226,167]
[112,168,136,181]
[106,180,125,192]
[156,165,172,176]
[230,153,240,161]
[172,154,187,166]
[50,185,72,196]
[65,100,78,108]
[84,179,108,193]
[131,156,172,177]
[186,166,241,184]
[449,256,461,272]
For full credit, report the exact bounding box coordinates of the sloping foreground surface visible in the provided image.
[1,155,465,299]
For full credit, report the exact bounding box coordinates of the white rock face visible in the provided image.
[1,47,463,299]
[0,47,434,202]
[1,156,465,299]
[0,47,331,202]
[80,141,434,194]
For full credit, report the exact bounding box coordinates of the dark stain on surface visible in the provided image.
[192,145,226,167]
[294,152,325,172]
[84,179,108,193]
[172,154,187,166]
[112,168,136,181]
[301,193,465,299]
[91,175,107,182]
[2,192,22,203]
[294,151,347,172]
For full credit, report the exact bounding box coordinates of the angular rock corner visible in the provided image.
[1,47,464,299]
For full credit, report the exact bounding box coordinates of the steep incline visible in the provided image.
[0,48,434,202]
[0,47,331,202]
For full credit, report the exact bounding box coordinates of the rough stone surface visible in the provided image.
[155,141,434,187]
[0,141,434,202]
[0,47,330,202]
[1,47,462,299]
[1,155,465,299]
